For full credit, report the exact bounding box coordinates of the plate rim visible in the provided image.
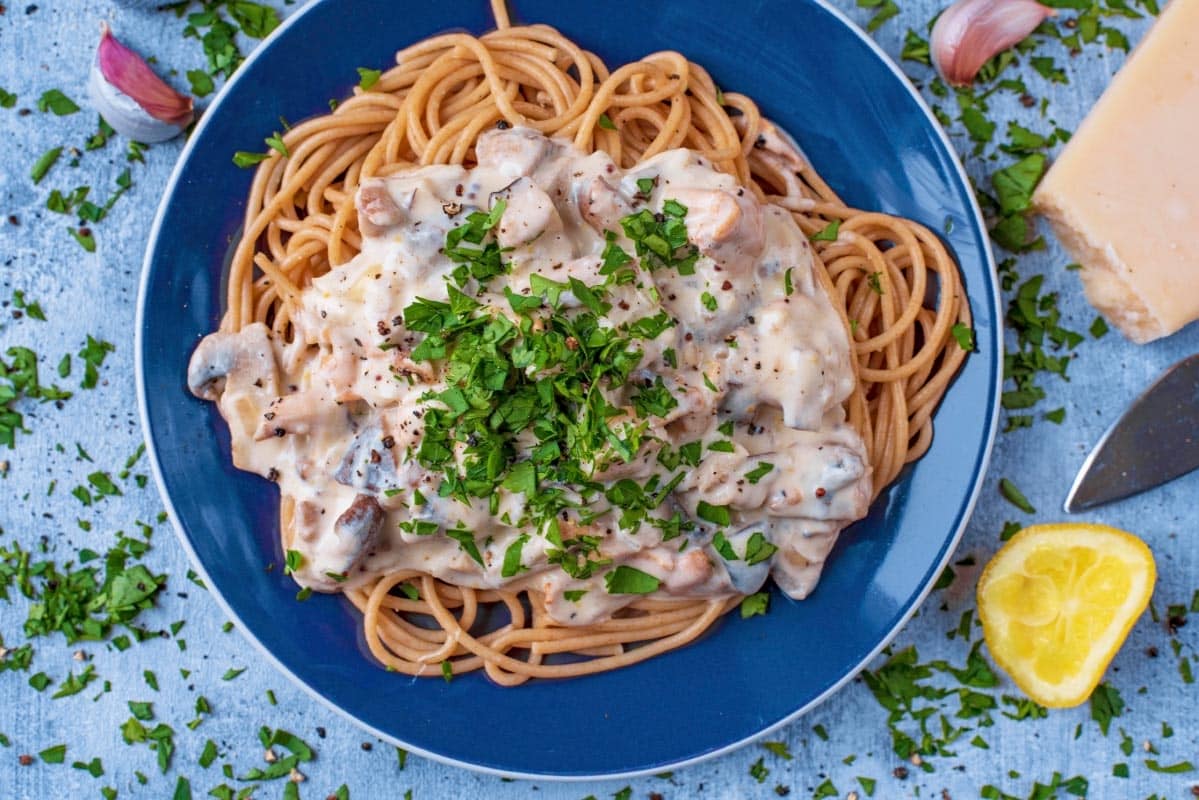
[135,0,1002,782]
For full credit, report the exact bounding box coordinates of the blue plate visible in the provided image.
[137,0,1000,780]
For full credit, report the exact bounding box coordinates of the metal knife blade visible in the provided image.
[1065,354,1199,513]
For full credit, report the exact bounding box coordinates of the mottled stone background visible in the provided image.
[1,1,1196,798]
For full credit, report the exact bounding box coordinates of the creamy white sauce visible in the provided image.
[189,127,872,626]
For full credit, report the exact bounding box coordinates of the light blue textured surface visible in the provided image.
[1,2,1196,799]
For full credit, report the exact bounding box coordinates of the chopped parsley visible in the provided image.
[186,69,215,97]
[603,565,660,595]
[809,218,840,242]
[740,591,769,618]
[857,0,899,32]
[1089,682,1124,736]
[357,67,382,90]
[31,147,62,184]
[37,89,79,116]
[998,478,1035,514]
[951,322,975,351]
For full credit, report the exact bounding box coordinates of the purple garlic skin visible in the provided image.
[88,22,194,142]
[931,0,1054,87]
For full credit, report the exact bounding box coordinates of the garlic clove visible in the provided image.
[931,0,1054,87]
[88,22,194,143]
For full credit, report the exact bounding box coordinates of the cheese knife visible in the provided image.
[1065,354,1199,512]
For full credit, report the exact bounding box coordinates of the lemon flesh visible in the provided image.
[976,523,1155,708]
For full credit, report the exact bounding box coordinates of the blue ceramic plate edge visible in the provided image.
[134,0,1003,782]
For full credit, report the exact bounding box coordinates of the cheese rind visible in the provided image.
[1033,0,1199,344]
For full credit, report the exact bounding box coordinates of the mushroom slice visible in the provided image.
[187,323,278,401]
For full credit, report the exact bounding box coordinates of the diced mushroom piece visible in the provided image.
[187,323,278,401]
[356,181,408,237]
[578,175,632,233]
[253,391,351,441]
[320,494,384,586]
[475,126,553,177]
[716,523,773,594]
[494,177,560,248]
[669,188,764,274]
[332,423,399,494]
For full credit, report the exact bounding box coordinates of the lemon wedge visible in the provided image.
[976,522,1155,708]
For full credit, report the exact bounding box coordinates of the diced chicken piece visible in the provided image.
[643,366,724,439]
[475,126,554,177]
[254,391,351,440]
[669,188,764,274]
[690,452,775,510]
[725,299,853,430]
[316,348,361,403]
[578,175,632,234]
[494,178,560,248]
[659,548,715,592]
[769,519,840,600]
[765,442,869,522]
[356,181,408,237]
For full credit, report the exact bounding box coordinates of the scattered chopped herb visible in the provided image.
[998,478,1035,514]
[37,89,80,116]
[762,740,793,759]
[31,147,62,184]
[186,69,215,97]
[39,744,67,764]
[857,0,899,32]
[232,150,270,168]
[1089,682,1124,736]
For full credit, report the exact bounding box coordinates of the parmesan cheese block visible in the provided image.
[1033,0,1199,344]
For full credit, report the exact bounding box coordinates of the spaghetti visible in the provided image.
[210,1,970,685]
